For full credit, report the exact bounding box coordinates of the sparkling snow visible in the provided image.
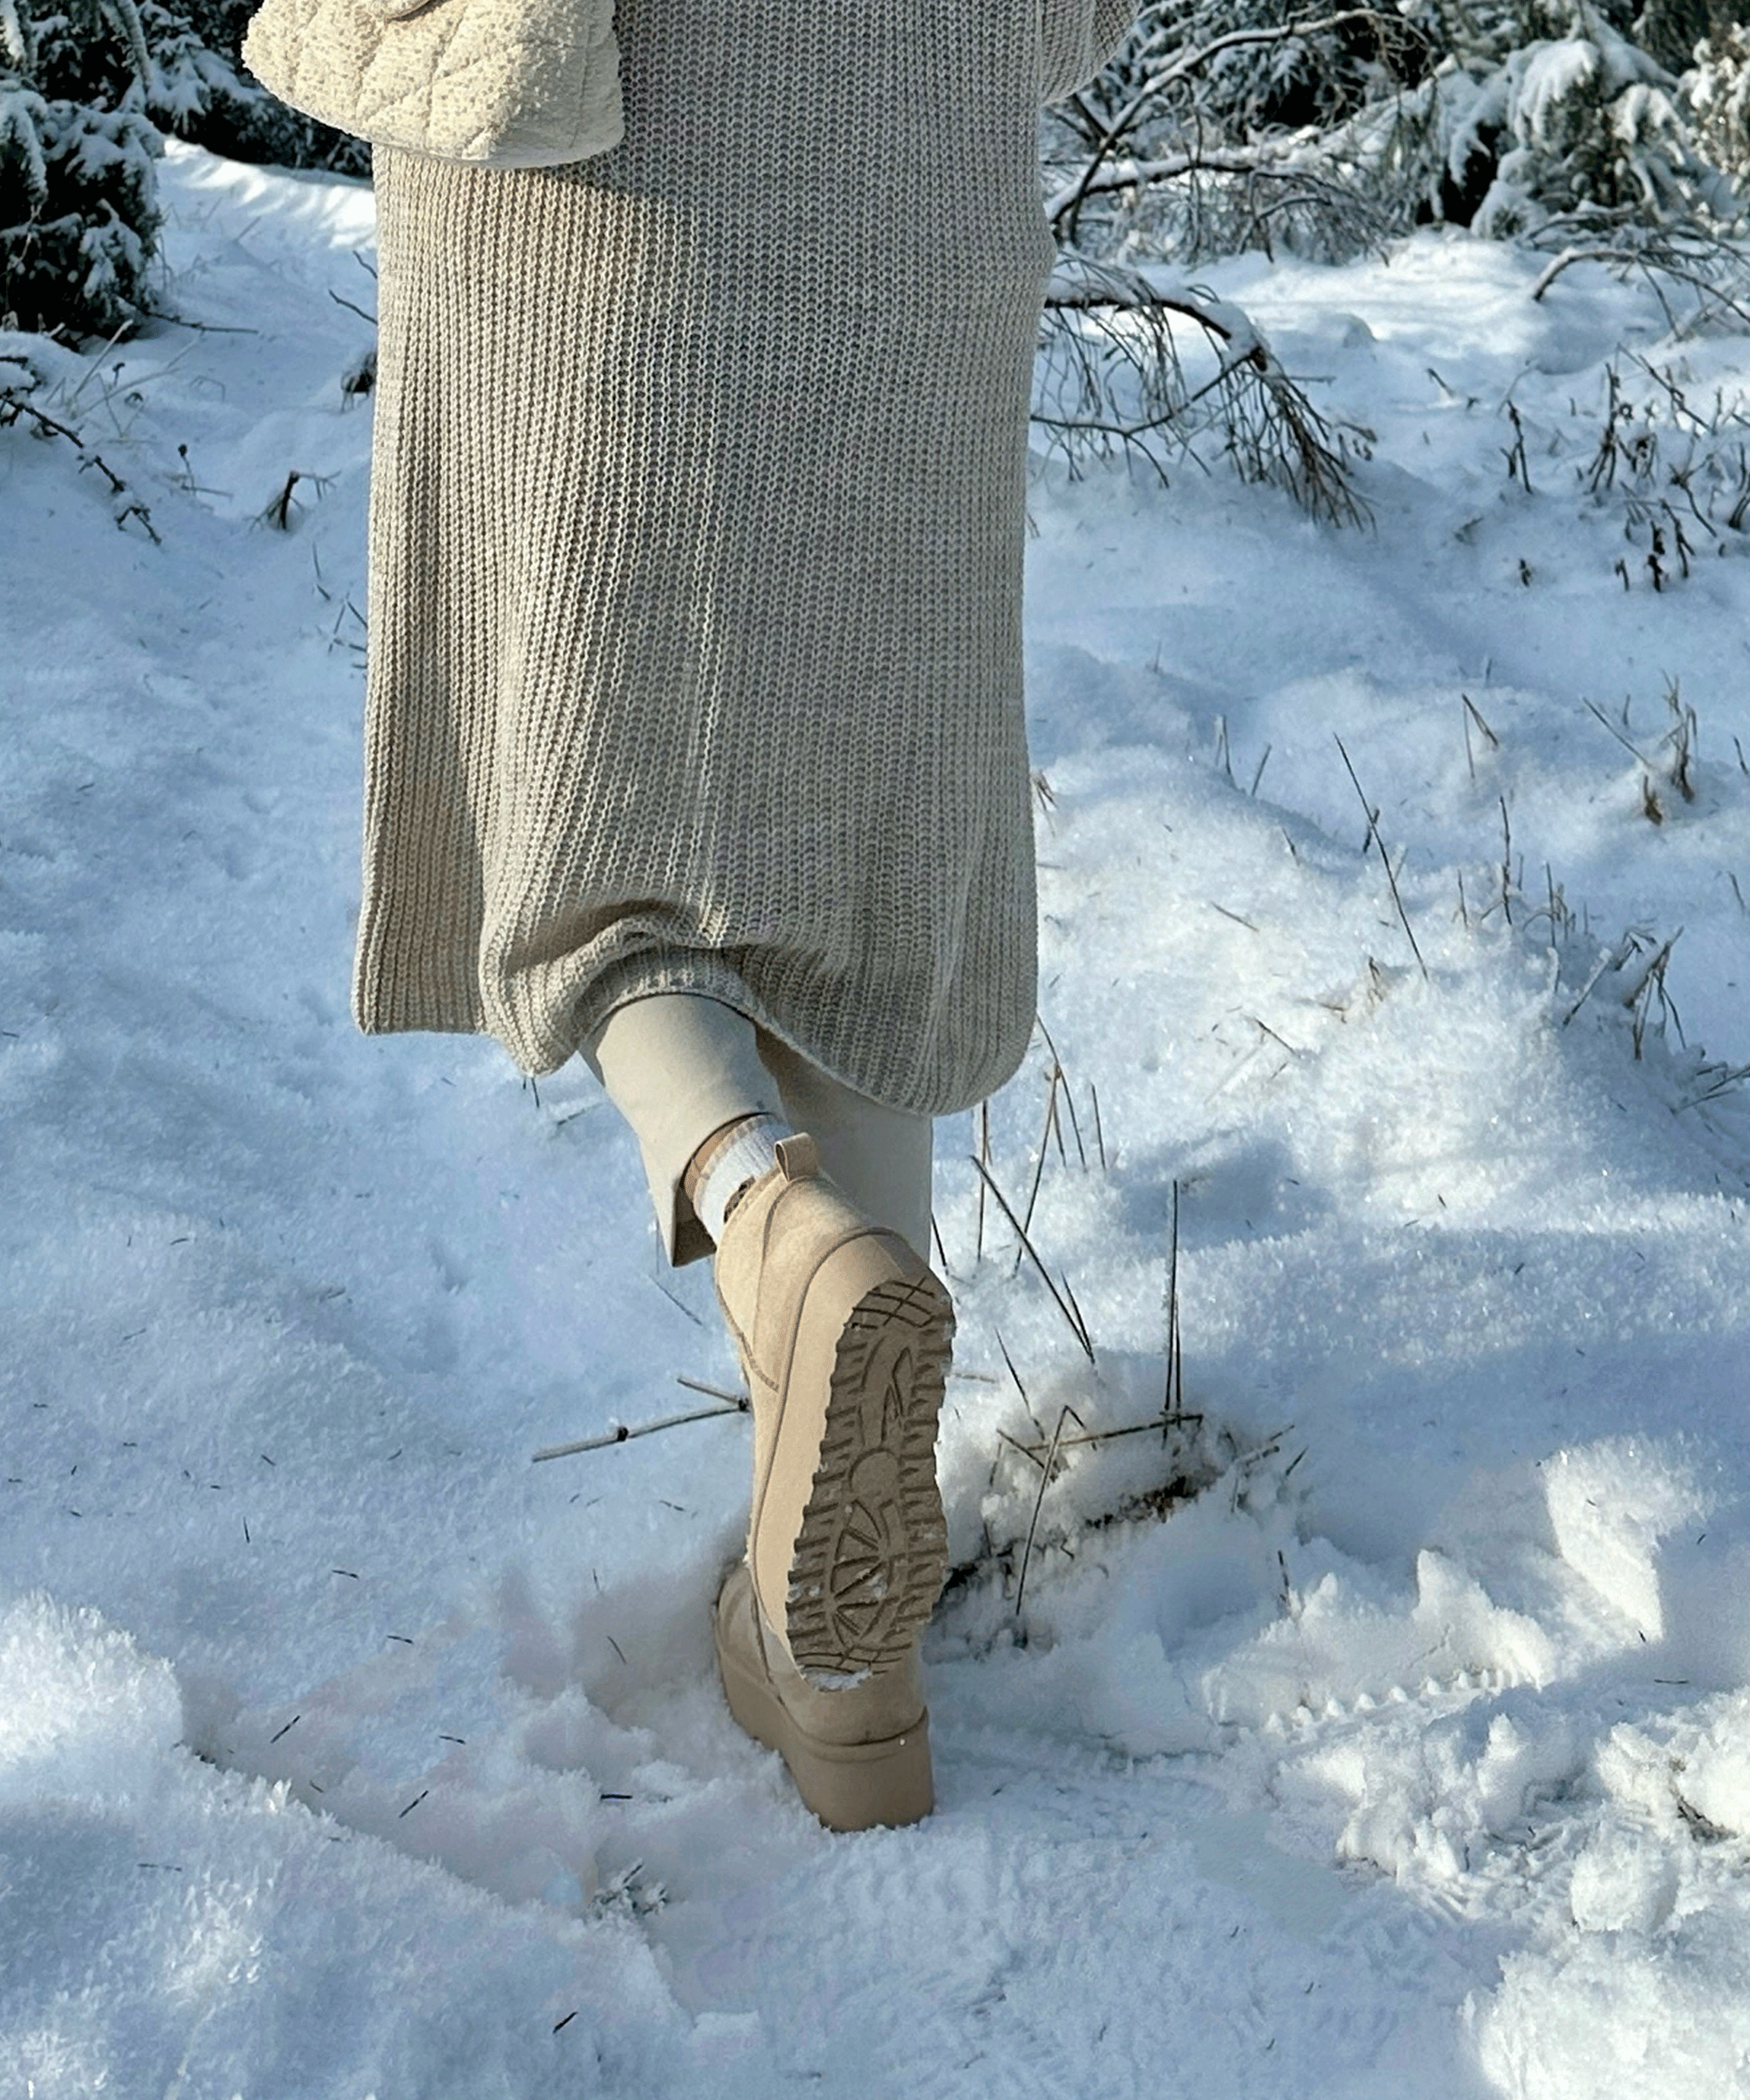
[2,142,1748,2098]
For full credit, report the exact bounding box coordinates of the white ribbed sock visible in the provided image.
[694,1114,787,1242]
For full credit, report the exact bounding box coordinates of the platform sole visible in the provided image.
[714,1589,934,1831]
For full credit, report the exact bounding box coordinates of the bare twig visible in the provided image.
[1050,8,1389,243]
[533,1386,747,1462]
[1,387,161,542]
[327,286,377,327]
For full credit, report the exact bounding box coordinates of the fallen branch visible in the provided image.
[1,383,161,543]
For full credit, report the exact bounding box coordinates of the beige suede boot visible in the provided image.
[714,1560,933,1829]
[712,1132,953,1685]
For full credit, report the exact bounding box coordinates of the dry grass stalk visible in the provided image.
[994,1325,1047,1443]
[1009,1411,1206,1465]
[1333,734,1430,979]
[256,468,333,531]
[1675,1060,1750,1110]
[1664,677,1698,803]
[1498,794,1515,926]
[975,1099,991,1262]
[1561,934,1636,1026]
[1017,1065,1063,1265]
[998,1427,1049,1474]
[1461,693,1498,783]
[1622,931,1683,1057]
[969,1155,1096,1362]
[1036,1015,1089,1170]
[1583,695,1656,770]
[1014,1403,1081,1622]
[1164,1177,1185,1430]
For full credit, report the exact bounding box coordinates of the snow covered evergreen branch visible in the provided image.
[1036,256,1371,526]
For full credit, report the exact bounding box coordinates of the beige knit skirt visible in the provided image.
[351,0,1059,1113]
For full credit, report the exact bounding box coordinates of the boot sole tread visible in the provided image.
[782,1271,953,1681]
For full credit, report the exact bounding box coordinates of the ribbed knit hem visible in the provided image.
[354,926,1036,1125]
[567,943,1035,1118]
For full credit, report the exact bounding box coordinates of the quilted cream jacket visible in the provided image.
[242,0,623,166]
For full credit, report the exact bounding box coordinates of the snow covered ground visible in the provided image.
[4,142,1749,2098]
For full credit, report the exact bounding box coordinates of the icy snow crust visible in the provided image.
[3,144,1749,2097]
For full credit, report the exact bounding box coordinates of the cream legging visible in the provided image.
[584,993,934,1268]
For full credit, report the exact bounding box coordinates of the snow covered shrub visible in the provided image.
[1454,0,1734,234]
[138,0,368,174]
[1048,0,1742,262]
[1638,0,1713,73]
[1037,0,1750,517]
[1038,13,1386,515]
[1684,21,1750,185]
[1045,0,1418,260]
[1138,0,1420,138]
[0,0,163,337]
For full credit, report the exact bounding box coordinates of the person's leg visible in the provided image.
[583,992,784,1266]
[586,988,950,1827]
[584,991,936,1266]
[754,1032,934,1258]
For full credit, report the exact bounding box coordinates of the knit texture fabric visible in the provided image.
[352,0,1138,1113]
